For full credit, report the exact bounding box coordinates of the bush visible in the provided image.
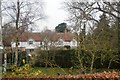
[33,49,120,70]
[54,49,75,68]
[34,49,76,68]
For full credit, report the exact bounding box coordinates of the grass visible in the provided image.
[5,67,79,76]
[4,66,119,77]
[31,67,78,75]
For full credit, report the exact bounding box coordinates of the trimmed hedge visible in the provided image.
[4,49,120,69]
[54,49,75,68]
[34,49,76,68]
[34,49,120,69]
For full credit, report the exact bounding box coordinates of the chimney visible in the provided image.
[64,28,67,34]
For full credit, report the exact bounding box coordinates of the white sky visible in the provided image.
[1,0,68,32]
[38,0,68,31]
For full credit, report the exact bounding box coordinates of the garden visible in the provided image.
[2,49,120,79]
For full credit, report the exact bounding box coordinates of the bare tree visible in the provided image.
[95,2,120,19]
[2,0,46,65]
[64,0,120,73]
[64,1,120,31]
[2,0,46,32]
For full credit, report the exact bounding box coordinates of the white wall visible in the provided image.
[52,39,78,48]
[11,41,41,49]
[11,39,78,49]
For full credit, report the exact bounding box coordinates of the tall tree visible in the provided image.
[2,0,46,47]
[93,13,111,50]
[55,23,67,33]
[2,23,16,46]
[64,0,120,72]
[2,0,45,32]
[64,1,120,33]
[2,0,45,65]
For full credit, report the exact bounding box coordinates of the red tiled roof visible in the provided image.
[19,32,41,42]
[51,32,75,41]
[13,32,76,42]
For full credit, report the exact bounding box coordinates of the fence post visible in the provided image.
[26,51,28,64]
[12,50,14,65]
[3,48,7,74]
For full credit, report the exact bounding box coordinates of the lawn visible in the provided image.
[5,67,79,76]
[3,65,119,77]
[3,67,120,79]
[31,67,78,75]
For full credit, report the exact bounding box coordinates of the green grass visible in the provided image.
[3,66,118,76]
[31,67,78,75]
[5,67,79,76]
[4,66,119,77]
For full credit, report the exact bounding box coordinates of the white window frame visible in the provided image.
[28,39,34,45]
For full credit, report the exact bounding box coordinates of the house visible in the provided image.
[49,32,77,49]
[11,32,41,52]
[11,31,78,52]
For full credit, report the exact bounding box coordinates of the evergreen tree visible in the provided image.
[93,13,111,50]
[55,23,67,33]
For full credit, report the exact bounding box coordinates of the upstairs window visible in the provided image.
[28,39,34,45]
[29,41,33,45]
[72,39,76,45]
[58,39,63,45]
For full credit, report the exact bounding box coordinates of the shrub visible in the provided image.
[33,49,120,70]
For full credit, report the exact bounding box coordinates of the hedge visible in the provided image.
[3,49,120,69]
[34,49,120,69]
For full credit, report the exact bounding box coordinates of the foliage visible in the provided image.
[3,69,120,79]
[4,48,120,73]
[34,49,76,68]
[8,64,44,77]
[2,50,28,66]
[33,49,120,71]
[64,4,119,72]
[54,49,75,68]
[55,23,67,33]
[2,24,16,46]
[10,64,32,77]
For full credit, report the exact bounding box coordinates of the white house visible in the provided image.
[11,32,41,52]
[11,31,78,52]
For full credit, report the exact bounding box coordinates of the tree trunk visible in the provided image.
[15,0,20,65]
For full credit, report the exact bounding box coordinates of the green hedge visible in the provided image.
[4,49,120,69]
[54,49,75,68]
[34,49,120,69]
[34,49,76,68]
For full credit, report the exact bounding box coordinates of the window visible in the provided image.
[29,40,33,45]
[58,39,63,45]
[29,49,34,52]
[40,42,42,45]
[72,39,76,45]
[28,39,34,45]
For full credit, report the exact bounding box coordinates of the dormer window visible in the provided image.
[58,39,63,45]
[28,39,34,45]
[72,39,76,45]
[29,41,33,45]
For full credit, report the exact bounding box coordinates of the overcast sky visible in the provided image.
[38,0,68,31]
[1,0,68,32]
